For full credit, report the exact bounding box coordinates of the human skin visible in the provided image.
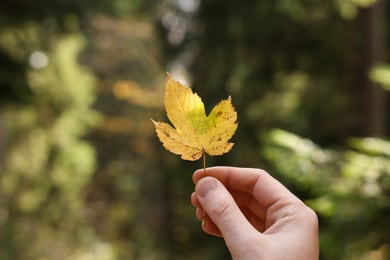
[191,167,319,260]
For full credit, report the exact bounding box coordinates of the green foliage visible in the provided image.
[370,63,390,90]
[262,129,390,259]
[0,23,100,259]
[334,0,378,19]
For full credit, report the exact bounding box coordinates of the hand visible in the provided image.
[191,167,319,260]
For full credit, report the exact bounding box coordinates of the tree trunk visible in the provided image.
[361,0,388,137]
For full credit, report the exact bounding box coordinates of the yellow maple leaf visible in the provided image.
[152,74,238,161]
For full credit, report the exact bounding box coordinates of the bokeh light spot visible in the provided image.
[29,50,49,69]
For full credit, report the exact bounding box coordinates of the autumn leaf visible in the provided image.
[152,74,238,161]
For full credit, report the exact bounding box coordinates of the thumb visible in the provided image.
[196,177,255,247]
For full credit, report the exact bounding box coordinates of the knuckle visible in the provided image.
[210,198,234,220]
[306,207,319,229]
[297,203,319,231]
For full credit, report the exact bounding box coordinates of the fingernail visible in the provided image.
[197,177,218,198]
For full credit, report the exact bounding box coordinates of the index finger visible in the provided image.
[193,166,296,209]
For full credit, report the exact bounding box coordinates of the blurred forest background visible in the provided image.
[0,0,389,259]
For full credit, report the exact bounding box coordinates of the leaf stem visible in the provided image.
[202,152,206,227]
